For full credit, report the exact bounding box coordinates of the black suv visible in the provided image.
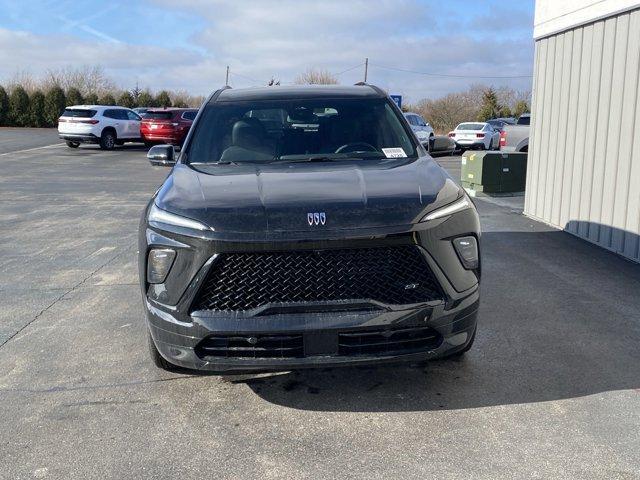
[139,84,481,372]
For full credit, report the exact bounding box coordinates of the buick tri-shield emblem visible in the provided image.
[307,212,326,226]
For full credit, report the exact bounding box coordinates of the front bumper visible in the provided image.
[140,205,481,372]
[147,296,478,373]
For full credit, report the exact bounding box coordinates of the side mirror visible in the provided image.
[147,145,176,167]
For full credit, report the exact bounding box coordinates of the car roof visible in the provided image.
[146,107,196,112]
[213,84,385,103]
[65,105,130,110]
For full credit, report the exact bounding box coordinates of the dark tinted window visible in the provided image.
[182,111,197,120]
[144,111,173,120]
[62,109,96,118]
[517,115,530,125]
[104,109,128,120]
[457,123,485,131]
[188,98,416,164]
[126,110,141,121]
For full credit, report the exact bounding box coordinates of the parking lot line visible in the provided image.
[0,143,65,157]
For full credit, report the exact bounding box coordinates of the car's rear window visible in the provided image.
[187,97,416,164]
[517,115,530,125]
[457,123,485,131]
[62,109,96,118]
[182,111,197,120]
[144,111,173,120]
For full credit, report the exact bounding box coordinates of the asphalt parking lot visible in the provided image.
[1,130,639,479]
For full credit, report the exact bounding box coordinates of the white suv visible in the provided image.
[58,105,143,150]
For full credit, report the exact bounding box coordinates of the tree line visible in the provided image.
[0,66,205,128]
[403,85,530,134]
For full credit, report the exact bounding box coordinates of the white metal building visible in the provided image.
[526,0,640,262]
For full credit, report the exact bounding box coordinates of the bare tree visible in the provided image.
[294,68,338,85]
[43,65,116,96]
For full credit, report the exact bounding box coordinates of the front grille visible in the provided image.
[191,246,443,312]
[338,325,442,356]
[195,334,304,359]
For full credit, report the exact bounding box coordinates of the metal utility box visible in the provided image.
[461,151,527,194]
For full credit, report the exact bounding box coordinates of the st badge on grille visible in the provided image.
[307,212,326,226]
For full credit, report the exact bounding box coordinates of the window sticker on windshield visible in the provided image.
[382,147,407,158]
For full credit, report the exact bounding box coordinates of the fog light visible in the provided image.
[147,248,176,284]
[452,236,478,270]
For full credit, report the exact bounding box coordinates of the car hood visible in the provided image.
[154,157,461,234]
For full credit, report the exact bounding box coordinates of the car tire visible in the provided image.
[115,140,125,146]
[100,130,116,150]
[65,141,80,148]
[148,330,181,371]
[488,139,493,150]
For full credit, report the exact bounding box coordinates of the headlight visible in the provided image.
[421,197,471,222]
[147,248,176,283]
[148,203,211,231]
[452,236,479,269]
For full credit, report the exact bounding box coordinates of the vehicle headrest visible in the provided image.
[231,118,265,148]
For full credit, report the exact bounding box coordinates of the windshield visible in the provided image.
[186,97,416,164]
[517,115,530,125]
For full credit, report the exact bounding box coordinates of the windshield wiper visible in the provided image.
[271,155,350,164]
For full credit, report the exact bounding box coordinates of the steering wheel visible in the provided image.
[335,142,377,154]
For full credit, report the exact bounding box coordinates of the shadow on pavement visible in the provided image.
[232,228,640,412]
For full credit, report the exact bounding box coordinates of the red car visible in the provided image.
[140,108,198,147]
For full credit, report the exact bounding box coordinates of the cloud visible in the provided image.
[0,0,535,101]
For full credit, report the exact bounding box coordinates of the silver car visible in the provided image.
[404,112,434,147]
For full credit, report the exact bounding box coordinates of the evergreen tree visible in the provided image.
[84,93,99,105]
[499,106,512,118]
[44,86,66,127]
[9,86,30,127]
[137,90,155,107]
[29,90,46,127]
[477,88,501,121]
[514,100,530,118]
[0,85,8,126]
[155,90,172,108]
[117,91,136,108]
[98,93,116,106]
[66,87,84,106]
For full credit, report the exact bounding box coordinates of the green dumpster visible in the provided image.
[461,151,527,194]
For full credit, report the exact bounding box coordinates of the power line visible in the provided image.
[334,63,365,76]
[229,70,262,84]
[370,62,533,79]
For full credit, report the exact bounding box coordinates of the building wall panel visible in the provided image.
[524,8,640,263]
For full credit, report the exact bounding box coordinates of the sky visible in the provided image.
[0,0,535,102]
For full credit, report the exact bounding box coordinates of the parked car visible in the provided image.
[428,135,457,156]
[133,107,150,117]
[58,105,143,150]
[140,108,198,147]
[500,113,530,152]
[486,119,511,132]
[448,122,500,151]
[404,112,434,147]
[140,84,481,373]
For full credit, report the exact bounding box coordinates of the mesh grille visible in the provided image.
[192,246,443,312]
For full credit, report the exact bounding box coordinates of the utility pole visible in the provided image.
[364,57,368,83]
[225,66,230,86]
